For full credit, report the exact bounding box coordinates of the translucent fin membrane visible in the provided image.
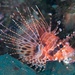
[31,6,47,32]
[15,7,39,39]
[35,5,48,28]
[12,19,38,44]
[27,7,40,37]
[0,24,36,44]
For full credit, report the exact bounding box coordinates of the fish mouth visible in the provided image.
[63,51,75,64]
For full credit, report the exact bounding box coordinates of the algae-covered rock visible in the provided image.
[0,54,36,75]
[37,61,75,75]
[63,3,75,31]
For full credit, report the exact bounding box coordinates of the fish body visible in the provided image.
[0,6,75,72]
[15,20,75,71]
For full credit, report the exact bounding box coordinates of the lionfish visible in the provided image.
[0,5,75,72]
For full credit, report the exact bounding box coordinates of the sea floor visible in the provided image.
[37,61,75,75]
[0,54,75,75]
[0,54,36,75]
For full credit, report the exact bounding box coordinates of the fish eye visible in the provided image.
[59,44,63,48]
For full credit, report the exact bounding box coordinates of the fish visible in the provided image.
[0,5,75,72]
